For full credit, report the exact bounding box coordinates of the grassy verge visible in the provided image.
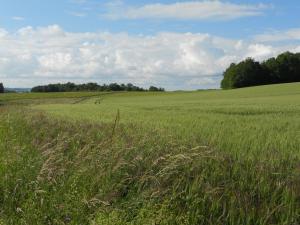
[0,106,299,224]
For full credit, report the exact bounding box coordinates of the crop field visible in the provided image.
[0,92,109,105]
[0,82,300,224]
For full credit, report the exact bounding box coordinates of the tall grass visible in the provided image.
[35,82,300,159]
[0,110,299,224]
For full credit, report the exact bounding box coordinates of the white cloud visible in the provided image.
[103,1,270,21]
[0,29,8,38]
[186,77,216,86]
[12,16,25,21]
[67,11,87,17]
[0,25,299,89]
[255,28,300,42]
[245,44,274,60]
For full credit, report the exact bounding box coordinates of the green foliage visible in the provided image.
[262,52,300,83]
[0,83,299,224]
[221,59,269,89]
[31,82,165,93]
[221,52,300,89]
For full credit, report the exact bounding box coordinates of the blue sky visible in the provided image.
[1,0,299,37]
[0,0,300,89]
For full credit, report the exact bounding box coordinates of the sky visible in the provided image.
[0,0,300,89]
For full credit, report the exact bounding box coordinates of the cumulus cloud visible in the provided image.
[245,44,274,60]
[0,29,8,38]
[103,1,270,21]
[0,25,299,89]
[255,28,300,42]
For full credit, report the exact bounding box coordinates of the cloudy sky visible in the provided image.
[0,0,300,89]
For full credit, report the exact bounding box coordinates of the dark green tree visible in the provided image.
[31,82,157,92]
[220,63,237,89]
[221,58,267,89]
[221,51,300,89]
[0,83,4,93]
[262,52,300,83]
[149,86,165,92]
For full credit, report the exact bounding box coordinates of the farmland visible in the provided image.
[0,82,300,224]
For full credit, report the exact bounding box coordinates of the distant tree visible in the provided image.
[261,57,278,83]
[262,52,300,83]
[221,58,267,89]
[126,83,133,91]
[31,82,153,93]
[149,86,158,91]
[220,63,237,89]
[221,51,300,89]
[65,82,77,91]
[108,83,122,91]
[149,86,165,92]
[85,83,99,91]
[0,83,4,93]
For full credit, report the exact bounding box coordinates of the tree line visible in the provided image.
[221,52,300,89]
[31,82,165,92]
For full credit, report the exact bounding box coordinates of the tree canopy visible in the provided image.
[221,52,300,89]
[31,82,165,93]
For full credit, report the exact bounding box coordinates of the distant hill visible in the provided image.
[5,88,31,93]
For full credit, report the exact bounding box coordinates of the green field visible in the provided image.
[0,83,300,224]
[0,92,109,104]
